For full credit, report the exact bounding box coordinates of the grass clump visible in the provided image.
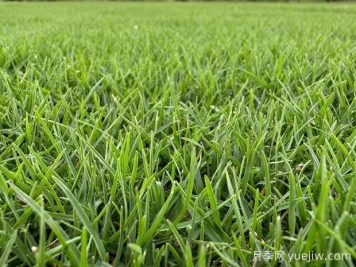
[0,2,356,267]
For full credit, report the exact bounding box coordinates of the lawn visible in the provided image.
[0,2,356,266]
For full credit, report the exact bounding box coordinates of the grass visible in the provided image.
[0,2,356,266]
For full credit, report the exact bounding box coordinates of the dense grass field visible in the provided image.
[1,2,356,267]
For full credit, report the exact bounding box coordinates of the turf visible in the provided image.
[0,2,356,267]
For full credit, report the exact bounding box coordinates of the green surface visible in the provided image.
[0,2,356,266]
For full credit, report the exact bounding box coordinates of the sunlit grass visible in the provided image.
[0,2,356,266]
